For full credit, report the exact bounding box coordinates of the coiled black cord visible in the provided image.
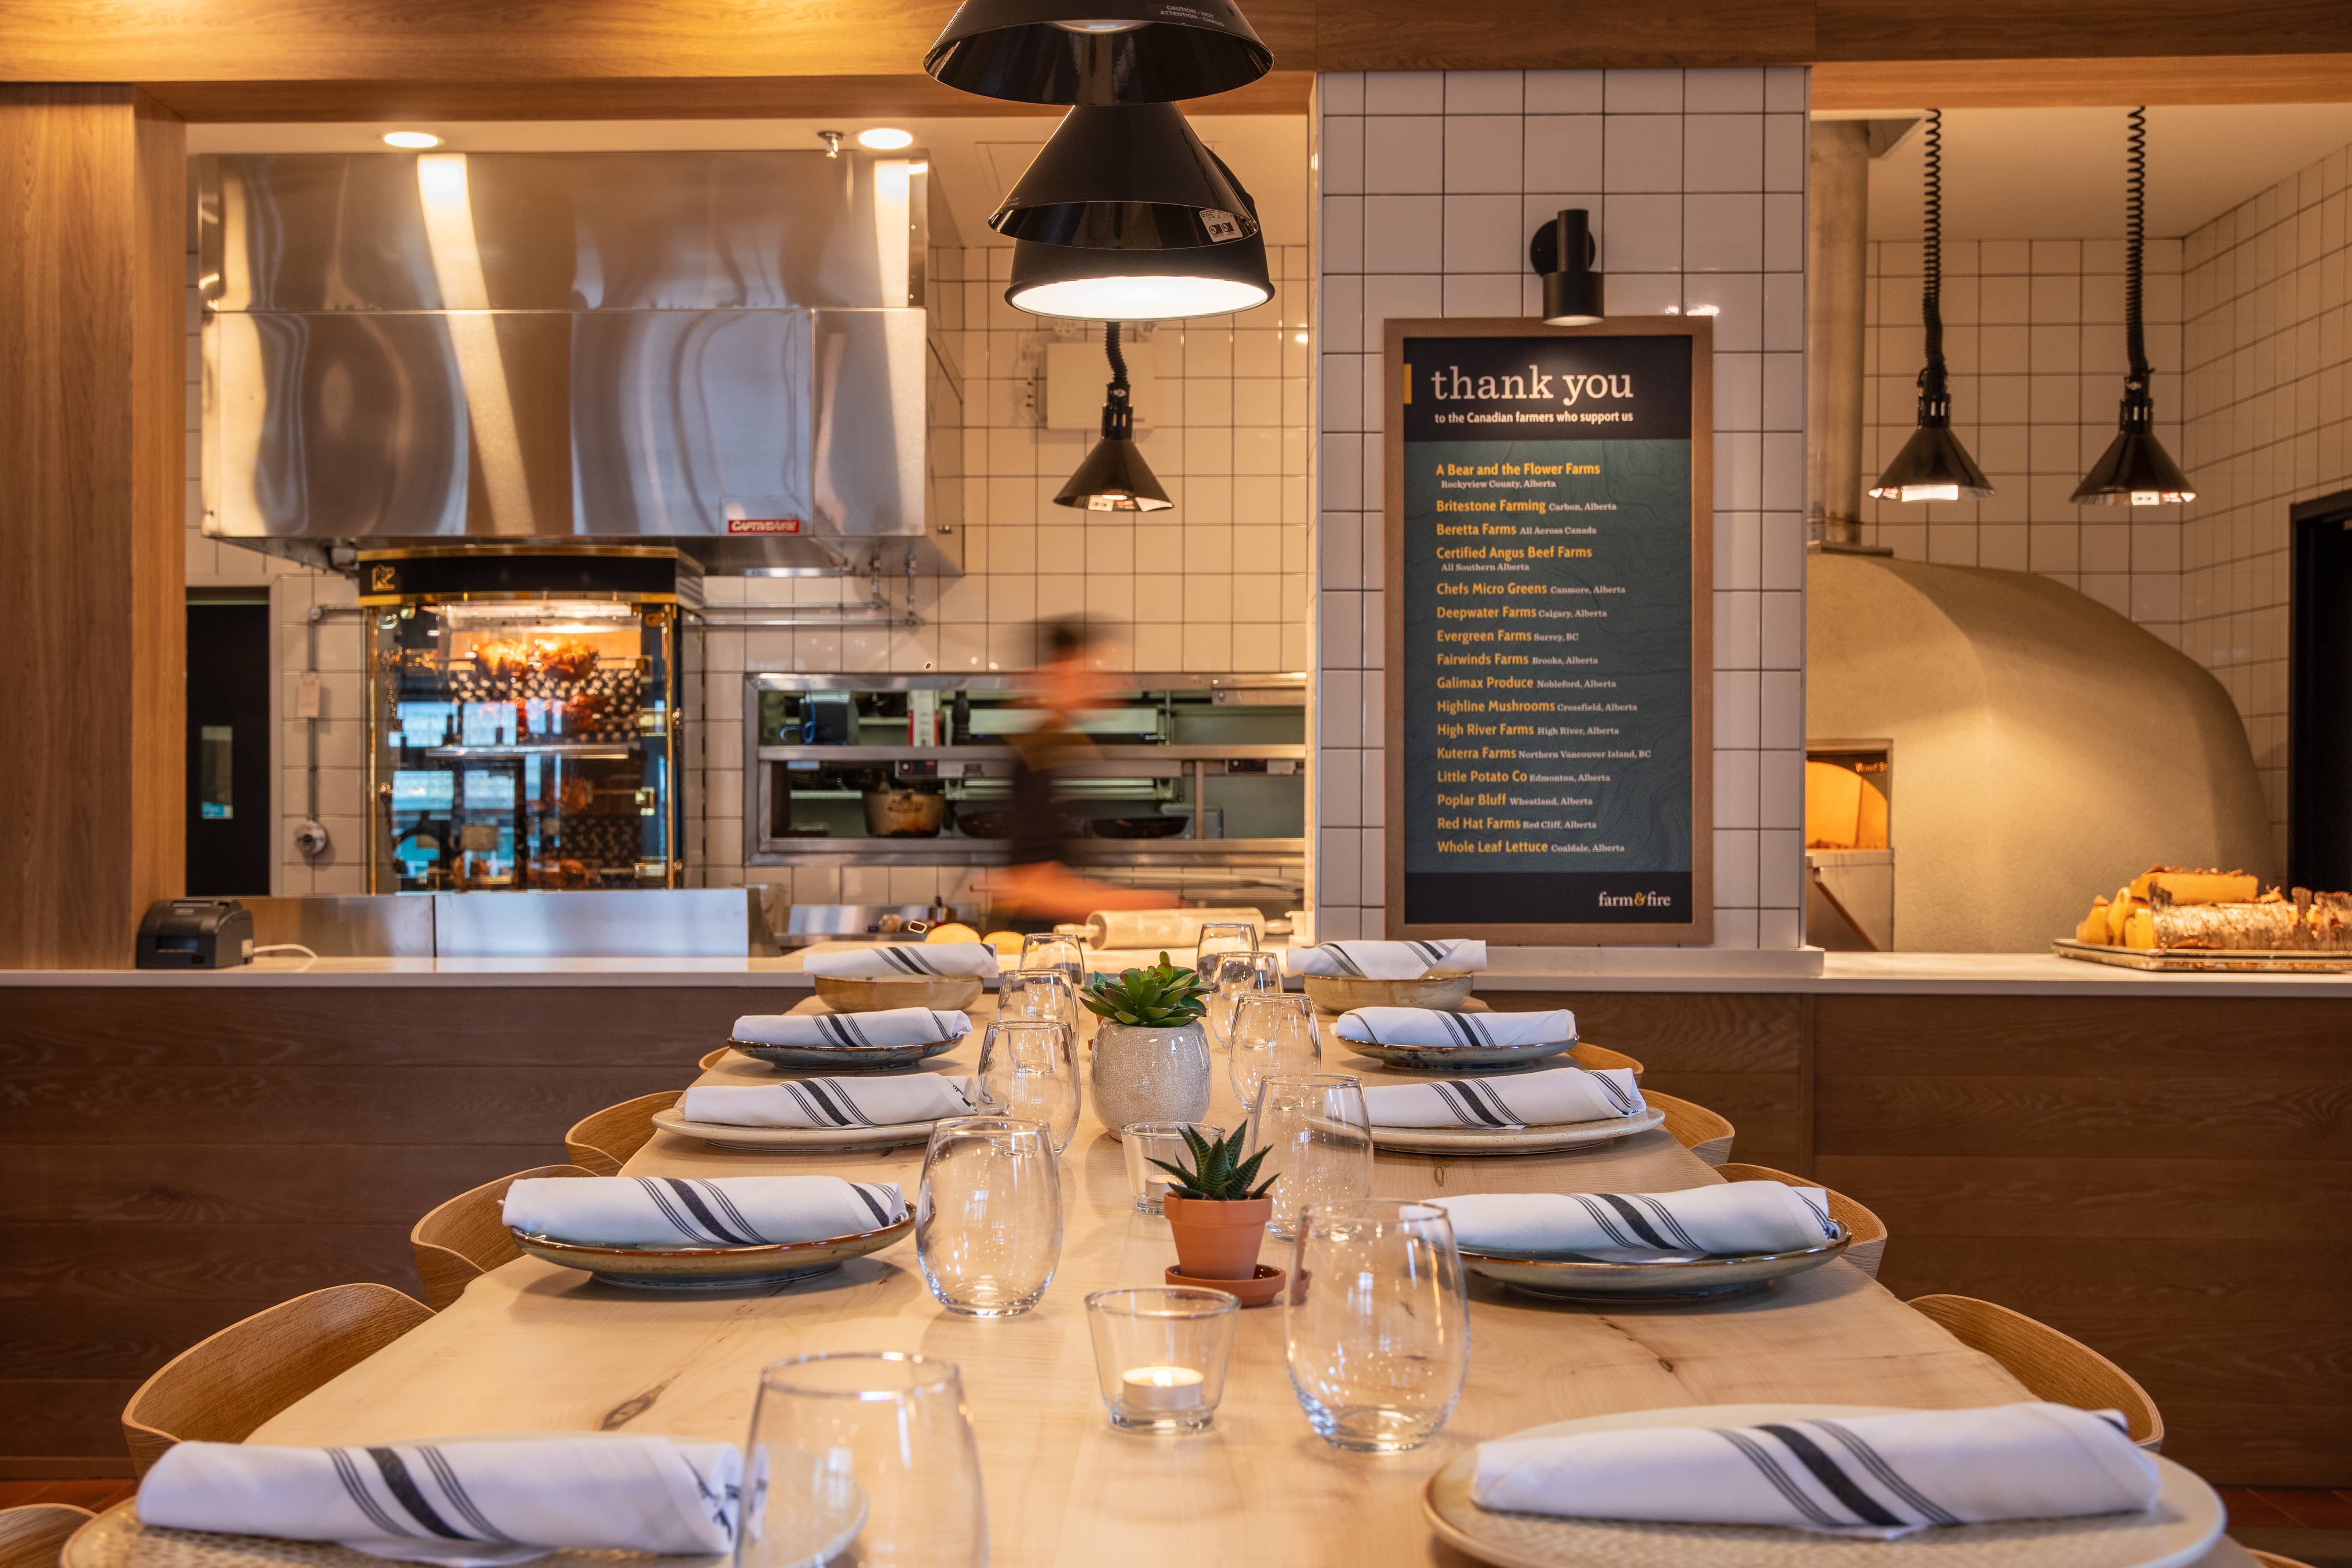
[2125,107,2149,390]
[1918,109,1948,406]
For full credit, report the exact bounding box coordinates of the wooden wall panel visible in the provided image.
[1813,0,2352,63]
[1814,994,2352,1485]
[0,89,185,970]
[1813,52,2352,109]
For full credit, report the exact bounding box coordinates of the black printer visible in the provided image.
[136,898,256,969]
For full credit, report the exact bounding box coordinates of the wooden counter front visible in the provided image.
[1,977,2344,1484]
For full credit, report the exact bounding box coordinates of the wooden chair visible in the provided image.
[1908,1294,2164,1451]
[1717,1162,1889,1279]
[1647,1091,1734,1165]
[563,1090,683,1175]
[2247,1553,2318,1568]
[120,1283,433,1475]
[0,1505,95,1568]
[1568,1041,1644,1077]
[410,1164,594,1311]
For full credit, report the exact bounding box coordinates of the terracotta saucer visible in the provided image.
[1165,1262,1286,1308]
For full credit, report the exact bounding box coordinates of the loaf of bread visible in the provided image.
[2073,866,2352,952]
[2128,866,2260,905]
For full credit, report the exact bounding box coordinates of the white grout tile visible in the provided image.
[1603,114,1683,193]
[1362,118,1445,194]
[1443,116,1525,195]
[1364,71,1445,114]
[1524,71,1604,114]
[1602,69,1685,114]
[1523,117,1604,193]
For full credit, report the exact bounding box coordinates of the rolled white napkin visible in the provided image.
[1283,939,1488,979]
[802,943,998,979]
[1472,1402,2161,1538]
[731,1007,970,1048]
[1432,1182,1837,1255]
[1336,1006,1573,1048]
[679,1075,974,1129]
[503,1174,906,1247]
[1364,1066,1643,1129]
[138,1434,750,1566]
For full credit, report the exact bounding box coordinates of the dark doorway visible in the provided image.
[187,598,272,895]
[2290,488,2352,892]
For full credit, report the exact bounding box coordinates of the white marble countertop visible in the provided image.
[5,946,2349,994]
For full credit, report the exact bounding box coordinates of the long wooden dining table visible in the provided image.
[239,996,2258,1567]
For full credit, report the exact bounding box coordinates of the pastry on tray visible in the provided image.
[2070,864,2352,952]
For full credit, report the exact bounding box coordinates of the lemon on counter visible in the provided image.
[923,922,980,945]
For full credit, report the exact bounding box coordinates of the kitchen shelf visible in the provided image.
[419,742,640,759]
[747,836,1307,867]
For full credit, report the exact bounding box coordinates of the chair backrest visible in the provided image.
[1717,1162,1889,1279]
[1646,1091,1735,1165]
[2247,1553,2318,1568]
[120,1283,433,1475]
[0,1505,95,1568]
[697,1046,731,1071]
[563,1090,683,1175]
[1568,1041,1644,1078]
[410,1164,594,1311]
[1907,1294,2165,1451]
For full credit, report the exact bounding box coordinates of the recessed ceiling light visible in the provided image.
[381,131,443,150]
[857,128,916,150]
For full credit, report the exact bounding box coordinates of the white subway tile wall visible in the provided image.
[192,244,1317,902]
[1315,68,1810,948]
[1858,236,2189,643]
[2179,141,2352,866]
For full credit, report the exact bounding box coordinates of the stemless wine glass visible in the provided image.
[916,1116,1062,1316]
[1193,919,1258,973]
[997,969,1079,1032]
[740,1350,987,1568]
[974,1018,1080,1152]
[1284,1200,1470,1453]
[1206,950,1284,1050]
[1227,992,1321,1109]
[1017,931,1087,987]
[1246,1074,1373,1241]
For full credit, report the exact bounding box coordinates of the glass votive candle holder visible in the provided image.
[1121,1122,1225,1214]
[1084,1287,1239,1432]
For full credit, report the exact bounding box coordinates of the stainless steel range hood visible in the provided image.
[197,150,964,577]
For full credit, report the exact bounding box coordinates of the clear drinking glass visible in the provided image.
[974,1018,1080,1152]
[1084,1287,1240,1432]
[1206,950,1285,1049]
[1017,932,1088,988]
[1193,919,1258,970]
[1283,1200,1471,1453]
[1120,1120,1225,1213]
[1246,1074,1373,1241]
[1227,992,1321,1108]
[916,1116,1062,1316]
[739,1351,987,1568]
[997,969,1079,1032]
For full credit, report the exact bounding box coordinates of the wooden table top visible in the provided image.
[248,999,2251,1568]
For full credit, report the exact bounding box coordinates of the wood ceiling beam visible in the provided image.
[1814,54,2352,110]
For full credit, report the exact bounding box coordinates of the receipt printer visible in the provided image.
[136,898,255,969]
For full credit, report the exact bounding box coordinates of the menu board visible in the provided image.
[1381,319,1713,943]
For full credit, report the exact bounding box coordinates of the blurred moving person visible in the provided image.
[993,619,1177,921]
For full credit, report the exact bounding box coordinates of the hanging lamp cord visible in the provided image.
[1101,320,1134,438]
[1915,109,1950,421]
[2120,107,2154,428]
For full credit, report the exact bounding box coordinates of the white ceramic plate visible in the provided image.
[514,1215,914,1289]
[1423,1404,2224,1568]
[1458,1226,1851,1301]
[651,1106,943,1153]
[1371,1105,1666,1156]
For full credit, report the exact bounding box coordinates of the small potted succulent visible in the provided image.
[1153,1125,1279,1283]
[1082,952,1213,1131]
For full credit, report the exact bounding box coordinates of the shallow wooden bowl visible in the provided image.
[811,973,984,1013]
[1302,972,1474,1014]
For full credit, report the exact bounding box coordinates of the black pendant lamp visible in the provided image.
[1871,111,1994,505]
[1056,323,1172,512]
[2074,108,2195,506]
[925,0,1272,106]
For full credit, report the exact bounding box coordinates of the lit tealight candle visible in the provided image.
[1121,1365,1205,1412]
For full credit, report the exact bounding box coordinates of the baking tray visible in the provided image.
[2051,939,2352,972]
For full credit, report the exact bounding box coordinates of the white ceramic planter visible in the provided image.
[1090,1020,1212,1134]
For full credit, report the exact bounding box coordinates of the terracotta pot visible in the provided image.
[1162,1194,1271,1283]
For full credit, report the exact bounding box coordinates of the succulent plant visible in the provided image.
[1081,951,1209,1028]
[1149,1124,1278,1202]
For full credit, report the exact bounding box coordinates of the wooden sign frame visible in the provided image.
[1381,317,1715,945]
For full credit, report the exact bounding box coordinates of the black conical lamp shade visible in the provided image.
[1008,228,1271,320]
[993,103,1259,248]
[1872,110,1994,506]
[925,0,1271,106]
[2074,108,2195,506]
[1056,436,1172,512]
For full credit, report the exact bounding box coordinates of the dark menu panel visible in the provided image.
[1386,325,1710,940]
